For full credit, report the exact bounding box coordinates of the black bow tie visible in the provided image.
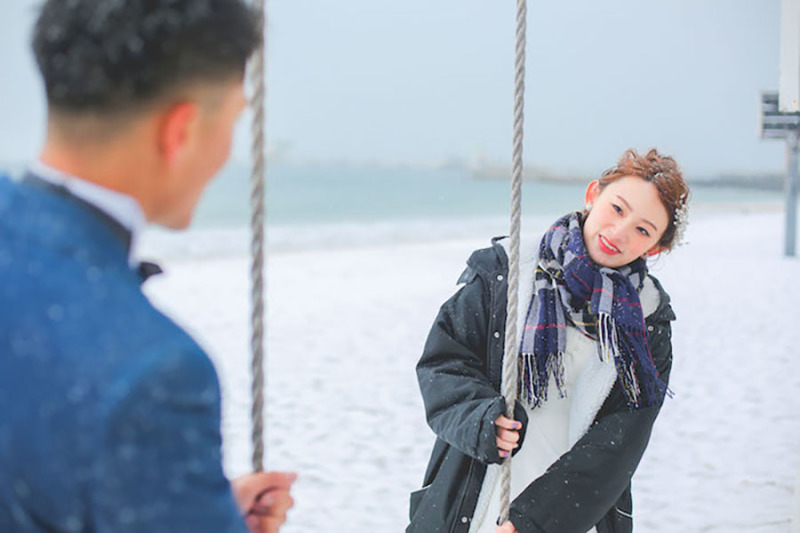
[137,261,163,284]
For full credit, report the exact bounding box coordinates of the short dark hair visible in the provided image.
[32,0,261,114]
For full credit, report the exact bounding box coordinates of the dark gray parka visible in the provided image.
[407,238,675,533]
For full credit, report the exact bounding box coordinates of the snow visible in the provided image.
[143,207,800,532]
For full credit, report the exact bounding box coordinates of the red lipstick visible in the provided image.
[598,235,620,255]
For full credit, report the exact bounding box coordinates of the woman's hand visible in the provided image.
[496,521,519,533]
[495,414,522,458]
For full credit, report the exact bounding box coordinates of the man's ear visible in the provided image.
[584,180,601,207]
[159,102,197,166]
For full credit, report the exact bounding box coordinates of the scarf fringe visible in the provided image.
[519,351,566,408]
[599,313,668,409]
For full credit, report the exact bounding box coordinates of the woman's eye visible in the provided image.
[612,204,623,215]
[637,227,650,237]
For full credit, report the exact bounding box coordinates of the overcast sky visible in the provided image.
[0,0,786,177]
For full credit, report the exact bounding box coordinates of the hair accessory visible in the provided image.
[672,192,689,247]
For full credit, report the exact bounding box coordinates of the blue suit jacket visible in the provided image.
[0,176,247,532]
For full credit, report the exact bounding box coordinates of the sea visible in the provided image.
[179,160,785,257]
[195,160,785,227]
[3,160,787,258]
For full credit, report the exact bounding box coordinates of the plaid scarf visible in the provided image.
[519,211,665,409]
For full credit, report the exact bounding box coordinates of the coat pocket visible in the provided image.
[614,505,633,521]
[595,488,633,533]
[409,484,430,521]
[407,440,480,533]
[614,486,633,523]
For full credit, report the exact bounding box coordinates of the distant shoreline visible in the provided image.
[469,165,785,191]
[2,159,786,192]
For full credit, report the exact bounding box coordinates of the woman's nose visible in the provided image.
[607,221,629,244]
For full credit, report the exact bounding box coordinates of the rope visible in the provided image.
[498,0,527,525]
[249,0,268,473]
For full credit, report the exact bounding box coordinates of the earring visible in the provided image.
[585,203,592,210]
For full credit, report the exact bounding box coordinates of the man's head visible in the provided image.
[33,0,260,121]
[32,0,261,228]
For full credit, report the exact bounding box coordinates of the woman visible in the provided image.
[407,148,689,533]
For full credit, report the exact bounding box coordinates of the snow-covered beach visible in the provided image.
[143,205,800,532]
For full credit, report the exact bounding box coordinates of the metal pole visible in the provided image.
[792,456,800,533]
[785,132,799,257]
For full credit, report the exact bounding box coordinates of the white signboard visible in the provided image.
[781,0,800,112]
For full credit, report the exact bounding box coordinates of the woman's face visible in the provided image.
[583,176,669,268]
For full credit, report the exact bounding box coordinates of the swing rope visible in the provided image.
[498,0,527,524]
[249,0,268,473]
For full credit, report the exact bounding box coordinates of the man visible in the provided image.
[0,1,295,531]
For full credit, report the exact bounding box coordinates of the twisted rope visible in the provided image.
[498,0,526,525]
[249,0,268,473]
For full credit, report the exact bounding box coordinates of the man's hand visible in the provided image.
[231,471,297,533]
[495,414,522,458]
[497,521,518,533]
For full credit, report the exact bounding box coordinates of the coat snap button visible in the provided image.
[493,331,501,339]
[497,275,504,281]
[461,516,469,523]
[647,325,654,332]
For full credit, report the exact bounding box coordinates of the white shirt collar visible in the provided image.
[29,161,147,264]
